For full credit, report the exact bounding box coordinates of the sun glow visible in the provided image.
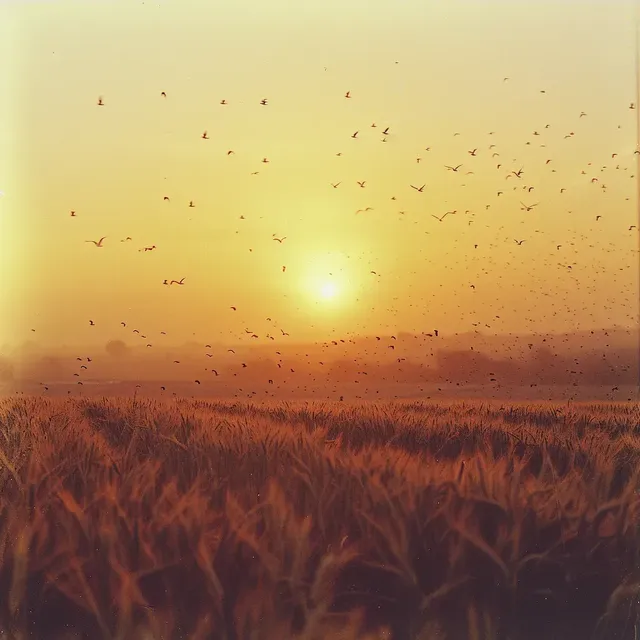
[299,251,352,306]
[319,281,338,300]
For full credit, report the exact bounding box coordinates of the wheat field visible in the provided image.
[0,397,638,639]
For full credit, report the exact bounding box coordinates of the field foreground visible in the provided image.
[0,398,639,639]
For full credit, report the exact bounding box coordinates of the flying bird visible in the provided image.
[410,184,425,192]
[351,131,359,139]
[161,91,167,98]
[97,96,104,106]
[432,212,455,222]
[170,278,185,285]
[445,165,462,172]
[201,131,209,139]
[260,98,268,105]
[273,236,287,243]
[86,237,107,247]
[331,182,341,188]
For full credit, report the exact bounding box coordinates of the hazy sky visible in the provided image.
[1,0,638,350]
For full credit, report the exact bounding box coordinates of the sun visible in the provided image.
[319,281,338,300]
[296,251,352,307]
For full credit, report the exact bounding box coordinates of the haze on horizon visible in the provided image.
[1,0,639,355]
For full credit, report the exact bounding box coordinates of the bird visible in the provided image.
[163,196,170,202]
[227,150,235,155]
[432,212,454,222]
[514,239,525,245]
[89,320,95,326]
[630,226,637,231]
[195,380,201,385]
[520,202,538,212]
[331,182,341,188]
[382,127,390,135]
[260,98,268,105]
[212,370,219,376]
[351,131,359,139]
[512,168,524,178]
[273,236,286,243]
[220,99,227,105]
[201,131,209,139]
[170,278,185,285]
[262,158,269,163]
[445,165,462,172]
[345,91,351,98]
[70,210,76,217]
[230,307,237,311]
[189,201,195,207]
[161,91,167,98]
[97,96,104,106]
[410,184,425,192]
[357,181,366,188]
[468,149,477,156]
[86,237,107,247]
[596,215,602,221]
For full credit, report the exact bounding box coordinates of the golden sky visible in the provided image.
[1,0,638,349]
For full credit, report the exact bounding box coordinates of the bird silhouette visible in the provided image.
[86,237,107,247]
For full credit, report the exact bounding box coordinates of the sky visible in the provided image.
[1,0,639,351]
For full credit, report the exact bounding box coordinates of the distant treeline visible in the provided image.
[328,346,638,385]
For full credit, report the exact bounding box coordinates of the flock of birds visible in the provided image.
[26,72,640,398]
